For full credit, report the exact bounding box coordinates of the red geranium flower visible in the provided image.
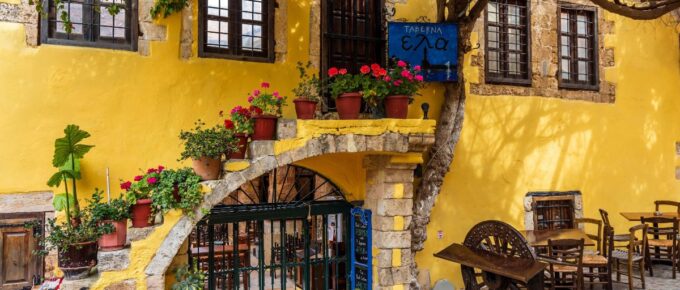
[261,82,270,88]
[224,119,235,129]
[120,181,132,191]
[360,65,370,74]
[328,67,339,77]
[147,168,157,174]
[134,175,143,181]
[370,63,381,72]
[249,105,263,116]
[157,165,165,172]
[339,68,347,75]
[397,60,407,67]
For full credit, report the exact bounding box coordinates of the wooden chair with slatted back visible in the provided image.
[582,224,614,290]
[599,209,631,243]
[641,216,679,279]
[576,218,602,255]
[546,238,585,290]
[654,200,680,213]
[612,224,648,290]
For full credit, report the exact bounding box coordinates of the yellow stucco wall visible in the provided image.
[3,0,680,288]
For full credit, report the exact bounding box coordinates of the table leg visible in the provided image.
[526,274,545,290]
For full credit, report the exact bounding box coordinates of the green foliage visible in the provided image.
[248,82,287,116]
[85,189,130,222]
[52,193,76,213]
[48,124,94,224]
[150,0,189,19]
[172,263,206,290]
[155,168,204,217]
[179,120,237,160]
[292,61,322,102]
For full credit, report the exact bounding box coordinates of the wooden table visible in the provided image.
[435,243,546,288]
[620,212,680,221]
[521,229,596,247]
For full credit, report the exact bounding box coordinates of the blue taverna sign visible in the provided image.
[388,22,459,82]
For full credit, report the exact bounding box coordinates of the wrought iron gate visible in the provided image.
[189,165,352,290]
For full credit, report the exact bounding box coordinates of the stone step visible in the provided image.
[58,273,99,290]
[97,248,130,272]
[276,119,297,139]
[127,224,160,243]
[248,140,275,157]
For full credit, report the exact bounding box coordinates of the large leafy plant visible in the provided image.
[248,82,287,116]
[179,120,237,160]
[47,125,94,225]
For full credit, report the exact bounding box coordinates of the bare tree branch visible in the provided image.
[590,0,680,19]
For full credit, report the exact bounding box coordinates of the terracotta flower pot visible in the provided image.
[130,198,153,228]
[384,95,410,119]
[293,98,318,120]
[192,156,222,180]
[252,114,278,140]
[58,241,98,280]
[229,133,249,159]
[336,92,362,120]
[98,219,127,251]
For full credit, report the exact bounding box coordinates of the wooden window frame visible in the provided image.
[557,4,599,91]
[484,0,532,86]
[198,0,276,63]
[39,0,138,51]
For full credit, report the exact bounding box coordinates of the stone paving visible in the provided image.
[611,264,679,290]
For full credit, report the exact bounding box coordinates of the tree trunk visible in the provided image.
[409,19,475,289]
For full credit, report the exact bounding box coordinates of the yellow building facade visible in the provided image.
[1,0,680,288]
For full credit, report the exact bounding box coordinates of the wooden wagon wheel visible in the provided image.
[460,220,537,290]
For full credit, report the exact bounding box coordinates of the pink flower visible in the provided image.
[384,76,391,82]
[339,68,347,75]
[147,168,157,174]
[157,165,165,172]
[134,175,143,181]
[328,67,339,77]
[415,75,424,82]
[252,89,261,96]
[414,65,421,71]
[401,70,411,78]
[393,81,401,87]
[397,60,407,67]
[147,177,158,184]
[273,91,279,97]
[360,65,370,74]
[120,181,132,191]
[261,82,270,88]
[248,96,254,102]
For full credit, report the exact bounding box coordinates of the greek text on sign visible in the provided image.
[388,22,459,82]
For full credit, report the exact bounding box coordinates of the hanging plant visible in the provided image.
[150,0,190,19]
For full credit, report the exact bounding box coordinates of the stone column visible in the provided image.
[363,155,416,290]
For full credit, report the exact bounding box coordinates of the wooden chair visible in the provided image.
[599,209,631,243]
[575,218,602,255]
[612,224,648,290]
[641,216,679,279]
[546,238,585,290]
[654,200,680,213]
[581,225,614,290]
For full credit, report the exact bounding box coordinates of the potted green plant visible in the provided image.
[361,63,391,118]
[86,190,130,251]
[122,166,164,228]
[223,106,253,159]
[292,61,322,119]
[383,60,424,119]
[248,82,287,140]
[179,120,236,180]
[44,124,103,279]
[327,67,367,120]
[156,167,204,218]
[172,263,205,290]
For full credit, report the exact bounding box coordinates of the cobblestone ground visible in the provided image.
[610,264,679,290]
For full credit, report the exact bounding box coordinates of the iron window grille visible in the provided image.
[198,0,275,62]
[40,0,138,50]
[484,0,531,85]
[321,0,386,111]
[558,5,599,90]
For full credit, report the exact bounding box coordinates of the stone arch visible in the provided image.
[140,120,435,289]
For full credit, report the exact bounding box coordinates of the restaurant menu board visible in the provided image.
[350,207,372,290]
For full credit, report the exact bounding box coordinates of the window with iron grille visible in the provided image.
[558,6,598,90]
[485,0,531,85]
[321,0,385,111]
[198,0,275,62]
[40,0,138,50]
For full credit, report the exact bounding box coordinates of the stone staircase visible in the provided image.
[73,118,436,290]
